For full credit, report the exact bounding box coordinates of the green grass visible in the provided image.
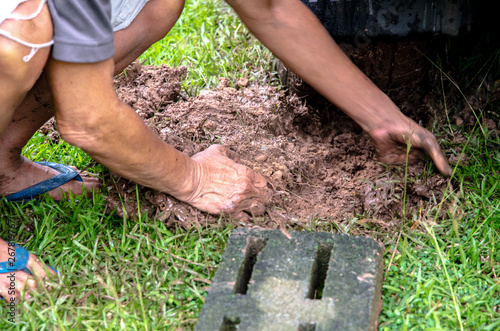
[1,0,500,329]
[138,0,276,95]
[379,132,500,330]
[1,135,233,330]
[376,43,500,330]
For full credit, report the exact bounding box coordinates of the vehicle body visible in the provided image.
[280,0,477,97]
[300,0,475,41]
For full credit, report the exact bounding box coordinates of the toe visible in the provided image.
[27,252,58,279]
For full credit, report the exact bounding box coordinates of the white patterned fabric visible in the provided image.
[111,0,150,31]
[0,0,53,62]
[0,0,27,25]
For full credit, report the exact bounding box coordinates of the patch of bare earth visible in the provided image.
[41,62,459,234]
[101,62,455,232]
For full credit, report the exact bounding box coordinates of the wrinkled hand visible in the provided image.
[368,116,452,176]
[178,145,271,221]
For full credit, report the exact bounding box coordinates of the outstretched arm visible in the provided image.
[226,0,452,176]
[46,58,269,220]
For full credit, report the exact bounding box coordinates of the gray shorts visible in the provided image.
[47,0,149,63]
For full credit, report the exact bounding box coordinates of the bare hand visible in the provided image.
[368,116,452,176]
[178,145,271,221]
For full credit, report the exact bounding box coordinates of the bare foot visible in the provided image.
[177,145,271,221]
[0,239,57,302]
[0,156,101,201]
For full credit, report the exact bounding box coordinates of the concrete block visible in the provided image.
[195,228,384,331]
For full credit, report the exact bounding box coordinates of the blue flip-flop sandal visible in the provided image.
[0,243,58,300]
[4,161,83,202]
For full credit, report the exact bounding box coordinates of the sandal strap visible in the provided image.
[0,243,31,275]
[5,161,83,201]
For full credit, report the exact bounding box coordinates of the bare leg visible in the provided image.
[0,0,52,135]
[0,73,102,199]
[113,0,185,72]
[0,0,58,302]
[0,0,185,200]
[0,0,185,301]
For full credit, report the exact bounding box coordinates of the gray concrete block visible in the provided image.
[195,229,384,331]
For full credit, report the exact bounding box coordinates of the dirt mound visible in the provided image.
[96,62,450,231]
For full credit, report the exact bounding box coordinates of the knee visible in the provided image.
[57,115,102,150]
[0,2,53,91]
[55,98,122,152]
[165,0,186,18]
[0,39,27,77]
[153,0,186,22]
[55,103,107,149]
[0,39,40,93]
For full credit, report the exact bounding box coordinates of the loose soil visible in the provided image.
[42,61,495,234]
[109,61,456,232]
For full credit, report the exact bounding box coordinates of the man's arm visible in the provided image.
[46,58,269,220]
[226,0,452,176]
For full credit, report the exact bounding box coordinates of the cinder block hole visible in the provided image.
[307,241,333,300]
[234,236,267,295]
[220,316,240,331]
[298,322,316,331]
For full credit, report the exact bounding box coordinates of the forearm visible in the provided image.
[82,102,196,196]
[47,58,197,197]
[228,0,407,131]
